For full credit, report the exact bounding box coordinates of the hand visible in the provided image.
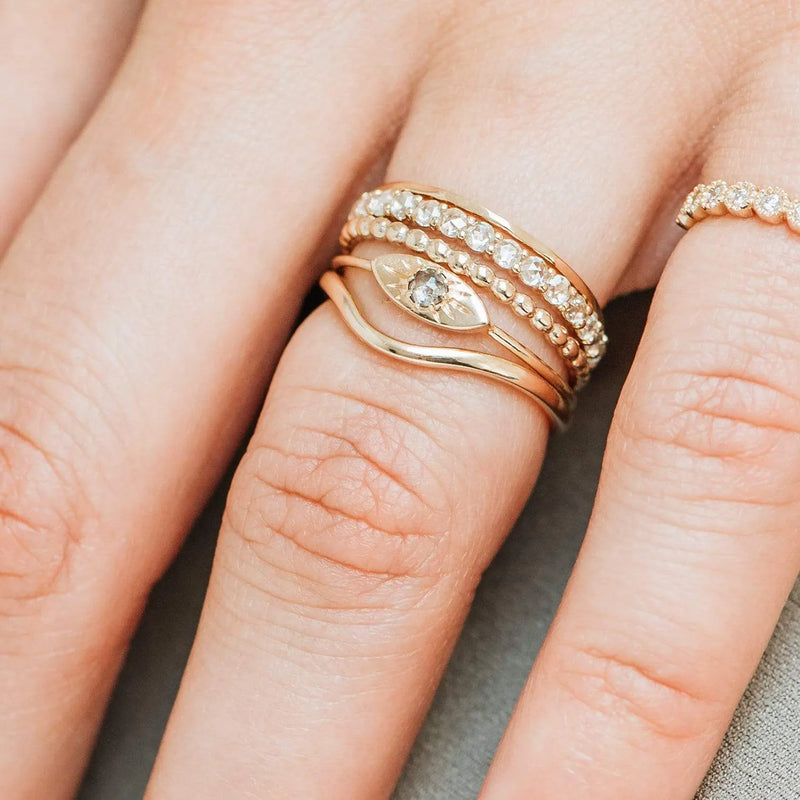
[1,1,798,798]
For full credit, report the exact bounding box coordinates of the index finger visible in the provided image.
[0,0,143,249]
[0,1,425,796]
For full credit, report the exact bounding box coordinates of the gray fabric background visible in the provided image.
[78,292,799,799]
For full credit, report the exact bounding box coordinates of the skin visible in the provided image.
[0,0,798,798]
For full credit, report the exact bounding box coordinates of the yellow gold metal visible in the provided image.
[387,183,602,320]
[332,254,571,401]
[343,185,608,379]
[340,219,593,385]
[678,180,800,233]
[329,182,611,424]
[370,253,489,331]
[320,269,574,429]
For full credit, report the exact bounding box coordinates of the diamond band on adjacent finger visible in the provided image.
[320,184,605,428]
[677,180,800,232]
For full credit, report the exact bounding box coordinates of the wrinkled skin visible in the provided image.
[0,2,799,798]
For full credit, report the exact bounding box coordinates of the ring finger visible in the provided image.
[481,32,800,799]
[145,3,771,796]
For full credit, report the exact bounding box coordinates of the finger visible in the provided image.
[481,33,800,800]
[0,2,427,797]
[146,4,768,797]
[0,0,143,250]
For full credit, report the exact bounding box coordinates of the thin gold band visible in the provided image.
[320,270,574,428]
[339,219,589,386]
[347,184,606,373]
[677,180,800,232]
[333,253,572,398]
[388,183,601,316]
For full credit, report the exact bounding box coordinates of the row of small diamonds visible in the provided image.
[679,181,800,230]
[349,188,607,363]
[340,215,600,381]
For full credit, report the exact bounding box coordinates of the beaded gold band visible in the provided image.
[677,181,800,232]
[321,260,574,428]
[340,218,588,386]
[346,184,607,371]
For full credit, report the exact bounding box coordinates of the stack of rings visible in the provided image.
[320,183,607,428]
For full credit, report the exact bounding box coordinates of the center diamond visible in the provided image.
[408,267,449,309]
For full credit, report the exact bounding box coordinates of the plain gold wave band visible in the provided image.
[320,270,574,429]
[332,253,571,397]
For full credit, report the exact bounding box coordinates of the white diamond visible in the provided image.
[518,255,545,288]
[544,274,570,306]
[786,201,800,231]
[367,192,390,216]
[700,181,727,213]
[440,208,468,238]
[408,268,448,309]
[413,199,442,228]
[464,221,494,252]
[725,182,754,214]
[755,189,785,220]
[586,341,605,360]
[406,229,430,251]
[564,298,587,327]
[353,194,369,217]
[492,239,521,270]
[389,191,418,220]
[578,313,600,343]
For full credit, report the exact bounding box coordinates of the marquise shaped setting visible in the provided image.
[371,253,489,331]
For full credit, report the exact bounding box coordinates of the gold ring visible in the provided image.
[321,184,606,428]
[320,265,575,429]
[677,180,800,232]
[333,253,571,394]
[344,184,607,374]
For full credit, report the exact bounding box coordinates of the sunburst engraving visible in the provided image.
[371,254,489,331]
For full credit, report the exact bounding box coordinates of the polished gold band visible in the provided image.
[333,254,572,398]
[339,218,589,386]
[320,270,575,429]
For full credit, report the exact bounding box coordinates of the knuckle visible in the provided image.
[0,413,88,610]
[549,639,725,744]
[622,363,800,463]
[614,296,800,509]
[736,21,800,105]
[222,387,458,609]
[0,353,110,612]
